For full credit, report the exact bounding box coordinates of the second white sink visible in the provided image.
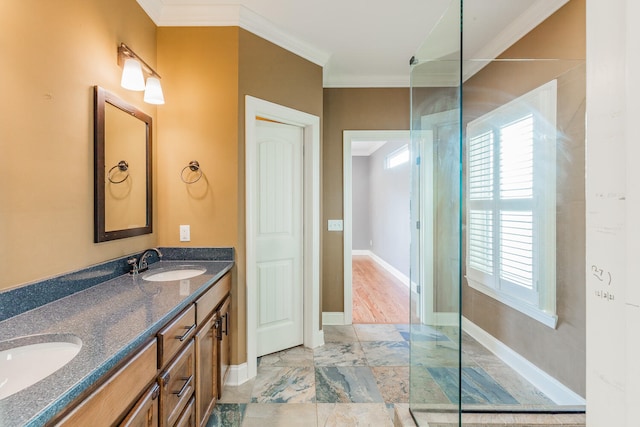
[142,266,206,282]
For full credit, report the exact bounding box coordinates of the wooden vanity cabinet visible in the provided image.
[52,272,231,427]
[217,295,231,399]
[174,397,196,427]
[194,272,231,426]
[158,305,196,368]
[119,383,160,427]
[55,340,158,427]
[159,340,195,427]
[194,313,218,426]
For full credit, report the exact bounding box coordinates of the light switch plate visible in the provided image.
[328,219,343,231]
[179,224,190,241]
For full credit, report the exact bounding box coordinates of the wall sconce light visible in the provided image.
[118,43,165,105]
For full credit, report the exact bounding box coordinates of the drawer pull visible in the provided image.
[172,375,193,398]
[175,324,196,342]
[215,319,222,340]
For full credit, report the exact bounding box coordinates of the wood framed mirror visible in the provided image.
[94,86,152,242]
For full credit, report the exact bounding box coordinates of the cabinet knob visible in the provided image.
[151,383,160,400]
[161,371,170,387]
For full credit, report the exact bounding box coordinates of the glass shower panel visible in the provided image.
[459,0,586,417]
[408,0,586,424]
[409,0,462,425]
[460,59,586,414]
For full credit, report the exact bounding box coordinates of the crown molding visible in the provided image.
[323,74,410,88]
[136,1,330,67]
[137,0,571,88]
[463,0,571,80]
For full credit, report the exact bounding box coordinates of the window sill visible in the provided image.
[466,277,558,329]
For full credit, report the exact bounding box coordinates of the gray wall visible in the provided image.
[351,140,411,277]
[370,141,411,277]
[352,156,371,250]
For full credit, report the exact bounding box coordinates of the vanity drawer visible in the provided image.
[119,383,160,427]
[158,305,196,367]
[195,273,231,325]
[173,396,196,427]
[56,339,157,427]
[159,340,195,427]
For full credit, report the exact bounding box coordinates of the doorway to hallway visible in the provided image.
[343,130,412,325]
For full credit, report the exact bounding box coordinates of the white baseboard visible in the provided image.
[353,250,410,289]
[426,312,459,327]
[322,312,346,325]
[462,317,586,406]
[226,363,249,386]
[352,249,370,256]
[315,329,325,347]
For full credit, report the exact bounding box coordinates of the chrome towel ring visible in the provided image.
[180,160,203,184]
[107,160,130,184]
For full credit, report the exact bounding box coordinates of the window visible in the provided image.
[385,144,409,169]
[465,80,557,328]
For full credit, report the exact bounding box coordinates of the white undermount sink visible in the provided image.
[0,334,82,400]
[142,266,206,282]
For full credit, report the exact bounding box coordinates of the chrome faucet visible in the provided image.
[128,248,163,275]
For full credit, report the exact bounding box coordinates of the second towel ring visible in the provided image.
[181,160,203,184]
[107,160,129,184]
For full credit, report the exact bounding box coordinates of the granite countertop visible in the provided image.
[0,259,233,427]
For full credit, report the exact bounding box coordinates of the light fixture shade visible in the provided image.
[120,58,145,91]
[144,77,165,105]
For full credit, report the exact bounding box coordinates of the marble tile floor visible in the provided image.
[206,324,581,427]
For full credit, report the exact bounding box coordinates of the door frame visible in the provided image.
[342,130,410,326]
[245,96,322,380]
[420,110,459,326]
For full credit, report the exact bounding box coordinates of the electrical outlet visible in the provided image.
[179,224,190,242]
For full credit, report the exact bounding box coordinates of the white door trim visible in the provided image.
[245,96,322,380]
[342,130,410,326]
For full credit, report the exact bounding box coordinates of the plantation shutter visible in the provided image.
[466,114,536,301]
[465,78,557,325]
[468,130,494,281]
[498,115,534,292]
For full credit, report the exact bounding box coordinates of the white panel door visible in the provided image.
[254,120,304,357]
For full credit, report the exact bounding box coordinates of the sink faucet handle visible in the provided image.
[138,248,162,273]
[127,257,139,275]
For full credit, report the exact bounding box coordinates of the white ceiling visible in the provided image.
[136,0,569,87]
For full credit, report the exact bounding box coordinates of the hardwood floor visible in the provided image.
[352,255,410,324]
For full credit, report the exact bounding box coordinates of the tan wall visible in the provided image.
[322,88,410,312]
[0,0,157,291]
[156,27,240,250]
[237,29,324,360]
[462,0,586,395]
[157,27,323,365]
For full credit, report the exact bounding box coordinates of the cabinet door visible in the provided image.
[119,383,160,427]
[159,340,195,427]
[195,314,217,427]
[217,296,231,399]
